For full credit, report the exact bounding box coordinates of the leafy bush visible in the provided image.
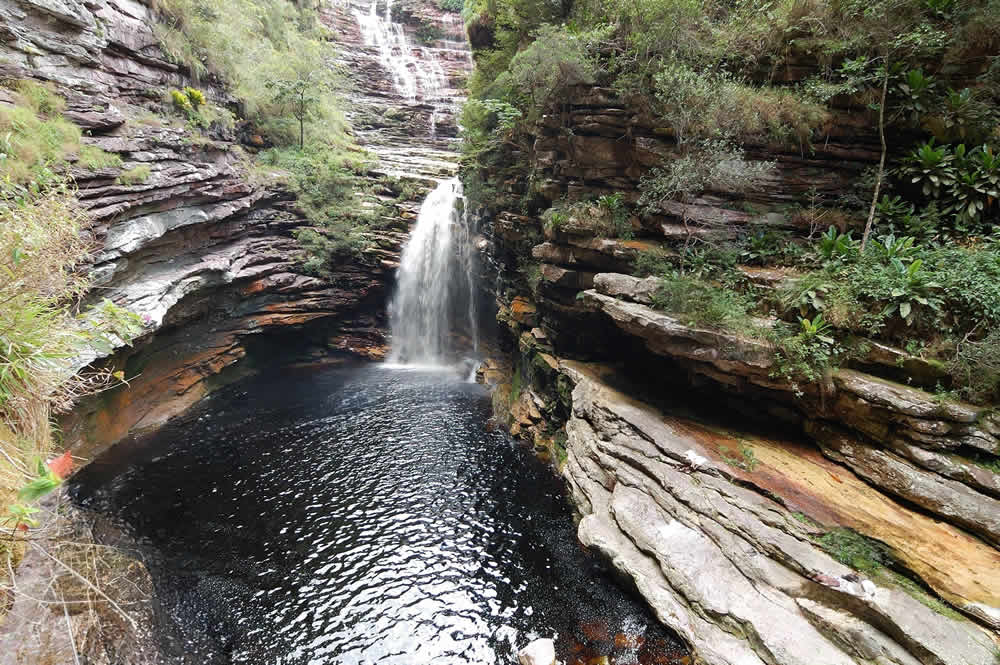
[740,228,800,265]
[504,24,599,121]
[900,141,1000,228]
[947,328,1000,403]
[154,0,350,147]
[815,226,860,264]
[638,140,775,218]
[633,247,675,277]
[650,273,755,331]
[653,59,829,147]
[116,164,153,185]
[258,145,377,272]
[596,193,634,239]
[183,86,206,109]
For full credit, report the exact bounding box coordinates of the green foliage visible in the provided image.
[650,273,755,331]
[720,441,759,471]
[437,0,463,11]
[0,82,82,191]
[415,24,444,44]
[17,464,61,502]
[257,145,376,273]
[632,247,675,277]
[1,184,142,537]
[872,233,918,262]
[265,72,327,149]
[170,88,194,114]
[184,86,206,109]
[817,528,891,574]
[639,140,774,215]
[653,59,828,147]
[900,141,1000,229]
[511,364,524,402]
[947,329,1000,403]
[154,0,350,147]
[816,226,860,264]
[518,260,543,292]
[768,316,846,391]
[740,228,799,265]
[78,145,122,170]
[596,193,634,240]
[116,164,153,185]
[504,24,599,122]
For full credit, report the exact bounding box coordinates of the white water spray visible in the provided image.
[353,0,447,103]
[388,178,478,366]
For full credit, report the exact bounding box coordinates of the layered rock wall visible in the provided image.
[483,84,1000,663]
[1,0,471,454]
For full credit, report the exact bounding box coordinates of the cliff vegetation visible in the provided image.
[462,0,1000,403]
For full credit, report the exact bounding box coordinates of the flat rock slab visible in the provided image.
[560,360,1000,664]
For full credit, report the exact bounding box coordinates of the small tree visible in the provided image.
[265,72,324,150]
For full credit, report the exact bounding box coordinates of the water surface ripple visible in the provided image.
[72,364,682,665]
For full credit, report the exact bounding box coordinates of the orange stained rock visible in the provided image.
[673,418,1000,613]
[510,296,537,321]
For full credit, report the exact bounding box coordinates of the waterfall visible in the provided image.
[388,178,478,366]
[353,0,447,104]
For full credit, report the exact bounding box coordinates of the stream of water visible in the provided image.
[70,365,684,665]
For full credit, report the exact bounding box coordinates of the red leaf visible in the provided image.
[16,523,28,531]
[47,451,74,480]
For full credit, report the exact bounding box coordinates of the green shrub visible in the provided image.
[116,164,153,185]
[653,59,829,147]
[258,145,377,271]
[183,86,206,109]
[0,88,80,189]
[633,247,674,277]
[77,145,122,170]
[596,192,634,239]
[900,141,1000,229]
[638,140,775,217]
[437,0,463,11]
[169,88,194,114]
[650,273,755,331]
[154,0,350,148]
[504,24,599,121]
[947,328,1000,403]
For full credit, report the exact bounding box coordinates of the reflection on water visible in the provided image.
[71,364,685,665]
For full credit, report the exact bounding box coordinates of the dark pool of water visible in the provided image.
[71,364,684,665]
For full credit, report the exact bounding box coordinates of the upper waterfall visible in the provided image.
[387,178,478,366]
[353,0,447,103]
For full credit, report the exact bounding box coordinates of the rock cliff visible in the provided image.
[1,0,471,455]
[482,84,1000,663]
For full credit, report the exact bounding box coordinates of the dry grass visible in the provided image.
[1,495,157,664]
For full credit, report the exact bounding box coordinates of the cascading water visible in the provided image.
[353,0,447,103]
[388,178,478,366]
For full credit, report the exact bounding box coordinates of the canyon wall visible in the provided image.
[1,0,471,456]
[482,84,1000,663]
